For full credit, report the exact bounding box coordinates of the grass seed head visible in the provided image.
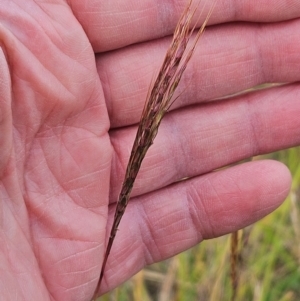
[91,1,216,300]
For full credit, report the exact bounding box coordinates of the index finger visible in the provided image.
[68,0,300,52]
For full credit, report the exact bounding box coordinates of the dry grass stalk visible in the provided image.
[230,157,254,300]
[91,1,216,300]
[230,231,239,301]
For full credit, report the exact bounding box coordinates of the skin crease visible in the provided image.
[0,0,299,300]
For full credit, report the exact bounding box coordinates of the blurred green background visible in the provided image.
[100,147,300,301]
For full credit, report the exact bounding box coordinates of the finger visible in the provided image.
[68,0,300,52]
[97,19,300,128]
[109,83,300,202]
[100,160,291,292]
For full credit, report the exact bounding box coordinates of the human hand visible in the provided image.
[0,1,299,300]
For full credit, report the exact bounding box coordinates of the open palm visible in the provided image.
[1,1,300,300]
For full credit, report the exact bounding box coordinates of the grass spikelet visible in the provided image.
[91,1,216,300]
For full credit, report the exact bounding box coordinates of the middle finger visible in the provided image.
[97,19,300,128]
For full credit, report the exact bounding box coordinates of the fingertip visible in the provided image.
[189,159,293,238]
[253,159,292,207]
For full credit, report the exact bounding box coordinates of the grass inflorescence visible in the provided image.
[91,1,216,300]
